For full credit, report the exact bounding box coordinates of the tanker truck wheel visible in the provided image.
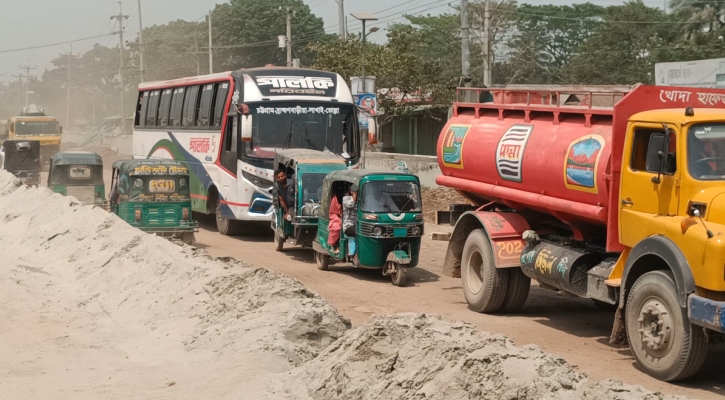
[499,267,531,313]
[625,271,708,381]
[461,229,509,313]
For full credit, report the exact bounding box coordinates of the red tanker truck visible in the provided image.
[437,84,725,382]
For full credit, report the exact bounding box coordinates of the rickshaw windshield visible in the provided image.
[361,181,421,213]
[127,175,191,202]
[300,173,326,203]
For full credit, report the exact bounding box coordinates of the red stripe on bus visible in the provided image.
[220,200,249,207]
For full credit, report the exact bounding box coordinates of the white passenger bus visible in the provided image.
[133,67,360,234]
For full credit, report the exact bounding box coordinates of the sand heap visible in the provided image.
[0,172,689,399]
[0,172,349,399]
[270,313,689,400]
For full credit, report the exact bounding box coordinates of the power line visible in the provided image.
[0,33,117,55]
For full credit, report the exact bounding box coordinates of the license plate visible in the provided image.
[393,227,407,237]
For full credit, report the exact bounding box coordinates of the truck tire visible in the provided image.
[625,270,708,381]
[215,202,242,236]
[461,229,509,313]
[499,267,530,313]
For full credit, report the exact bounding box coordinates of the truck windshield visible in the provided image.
[243,102,357,164]
[16,120,59,136]
[361,181,421,213]
[688,123,725,180]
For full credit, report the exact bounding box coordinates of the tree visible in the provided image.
[211,0,330,70]
[502,3,604,84]
[562,1,679,85]
[671,0,725,38]
[132,19,208,81]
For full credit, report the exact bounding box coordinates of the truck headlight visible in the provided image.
[372,226,383,237]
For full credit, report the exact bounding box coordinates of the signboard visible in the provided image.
[655,58,725,88]
[247,70,338,97]
[354,93,377,130]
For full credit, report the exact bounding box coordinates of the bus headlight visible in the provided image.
[242,171,273,190]
[372,226,383,237]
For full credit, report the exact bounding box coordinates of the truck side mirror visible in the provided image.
[646,131,673,183]
[241,115,253,142]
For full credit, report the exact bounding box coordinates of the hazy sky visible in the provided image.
[0,0,663,81]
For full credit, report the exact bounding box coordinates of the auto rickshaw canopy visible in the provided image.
[2,139,41,172]
[112,159,189,177]
[49,151,104,186]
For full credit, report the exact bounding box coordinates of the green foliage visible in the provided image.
[504,3,604,84]
[562,1,678,85]
[212,0,329,70]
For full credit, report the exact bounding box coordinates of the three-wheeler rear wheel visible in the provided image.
[461,229,529,313]
[625,271,708,381]
[315,251,329,270]
[387,261,407,287]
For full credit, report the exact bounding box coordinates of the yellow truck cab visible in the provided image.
[5,104,62,166]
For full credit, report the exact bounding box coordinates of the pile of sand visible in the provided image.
[0,172,689,399]
[269,313,689,400]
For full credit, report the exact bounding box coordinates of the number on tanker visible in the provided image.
[497,241,523,259]
[149,179,176,194]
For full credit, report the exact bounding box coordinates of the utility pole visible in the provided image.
[195,23,201,75]
[482,0,492,86]
[335,0,346,39]
[285,7,294,67]
[18,61,37,107]
[62,44,73,128]
[111,2,129,133]
[137,0,145,81]
[208,11,213,74]
[12,74,23,110]
[461,0,471,87]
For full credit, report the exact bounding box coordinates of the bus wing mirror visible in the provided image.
[241,115,253,142]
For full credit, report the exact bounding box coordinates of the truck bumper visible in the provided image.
[688,295,725,333]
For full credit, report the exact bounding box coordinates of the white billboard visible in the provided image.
[655,58,725,88]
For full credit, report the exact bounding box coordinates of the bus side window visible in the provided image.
[197,84,214,127]
[169,88,184,127]
[182,85,200,127]
[137,92,149,127]
[212,82,229,127]
[158,89,172,127]
[145,90,160,127]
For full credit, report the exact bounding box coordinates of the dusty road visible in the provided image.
[194,216,725,400]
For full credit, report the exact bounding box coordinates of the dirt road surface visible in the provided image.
[194,216,725,400]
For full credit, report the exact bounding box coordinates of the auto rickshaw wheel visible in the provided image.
[274,231,284,252]
[389,262,408,287]
[315,251,329,270]
[182,232,195,245]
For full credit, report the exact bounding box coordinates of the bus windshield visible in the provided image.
[16,120,59,136]
[244,102,357,162]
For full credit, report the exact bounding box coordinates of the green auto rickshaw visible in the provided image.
[110,159,198,244]
[313,170,424,286]
[272,149,348,251]
[48,151,106,208]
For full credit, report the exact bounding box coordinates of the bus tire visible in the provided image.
[625,270,708,381]
[461,229,509,313]
[499,267,530,313]
[215,202,242,236]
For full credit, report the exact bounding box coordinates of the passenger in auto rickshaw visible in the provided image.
[275,168,296,221]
